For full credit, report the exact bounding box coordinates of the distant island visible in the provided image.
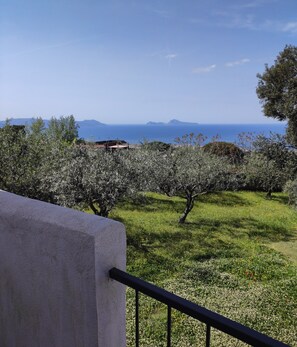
[77,120,105,127]
[0,117,200,127]
[146,119,199,126]
[0,118,106,127]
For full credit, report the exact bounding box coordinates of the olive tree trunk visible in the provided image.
[179,194,195,224]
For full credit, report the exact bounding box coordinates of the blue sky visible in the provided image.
[0,0,296,124]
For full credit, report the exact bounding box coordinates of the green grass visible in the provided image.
[270,239,297,265]
[109,191,297,346]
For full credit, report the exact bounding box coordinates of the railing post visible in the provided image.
[167,306,171,347]
[135,290,139,347]
[206,324,211,347]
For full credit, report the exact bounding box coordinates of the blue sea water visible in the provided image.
[78,123,286,144]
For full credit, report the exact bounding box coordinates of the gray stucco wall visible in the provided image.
[0,190,126,347]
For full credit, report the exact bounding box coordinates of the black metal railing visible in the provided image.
[109,267,289,347]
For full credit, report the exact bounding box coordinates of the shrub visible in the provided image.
[141,140,172,152]
[284,179,297,207]
[243,153,284,197]
[203,141,244,164]
[242,133,296,195]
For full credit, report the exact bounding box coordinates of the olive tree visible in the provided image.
[244,153,283,198]
[254,133,289,162]
[0,120,52,200]
[145,142,233,224]
[141,134,236,223]
[0,122,28,195]
[284,179,297,207]
[256,45,297,146]
[137,147,178,196]
[254,133,297,178]
[243,133,297,198]
[52,146,139,217]
[174,147,234,223]
[0,117,80,202]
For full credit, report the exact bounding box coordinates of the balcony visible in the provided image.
[0,191,289,346]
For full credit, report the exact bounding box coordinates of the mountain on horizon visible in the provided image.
[0,118,106,127]
[78,119,106,126]
[146,119,199,126]
[0,117,200,127]
[0,118,38,126]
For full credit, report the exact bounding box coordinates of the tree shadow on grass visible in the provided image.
[270,195,289,205]
[198,192,251,207]
[253,191,289,205]
[118,215,296,279]
[127,249,179,281]
[181,216,294,243]
[122,192,289,218]
[121,195,185,213]
[115,208,294,259]
[113,215,186,252]
[151,192,251,208]
[246,219,293,241]
[122,192,250,215]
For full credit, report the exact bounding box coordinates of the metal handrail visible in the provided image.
[109,267,289,347]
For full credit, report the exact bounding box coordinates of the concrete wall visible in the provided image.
[0,190,126,347]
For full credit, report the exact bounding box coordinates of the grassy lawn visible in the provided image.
[270,239,297,265]
[109,191,297,346]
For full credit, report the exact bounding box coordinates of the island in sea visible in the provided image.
[146,119,199,126]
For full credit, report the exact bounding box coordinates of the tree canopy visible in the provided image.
[203,141,244,164]
[51,147,139,217]
[256,45,297,145]
[145,142,234,223]
[47,115,79,143]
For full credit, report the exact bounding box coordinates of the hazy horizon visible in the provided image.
[0,116,286,126]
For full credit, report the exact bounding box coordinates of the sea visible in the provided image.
[78,123,286,144]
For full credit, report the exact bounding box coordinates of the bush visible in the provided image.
[242,134,296,195]
[203,141,244,164]
[141,140,172,152]
[284,179,297,206]
[243,153,284,197]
